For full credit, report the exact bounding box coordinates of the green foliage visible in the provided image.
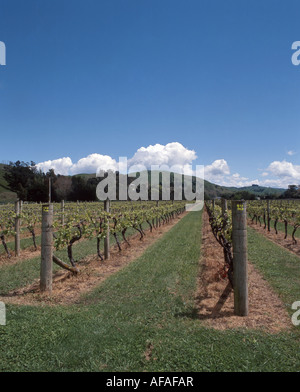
[67,176,98,202]
[3,161,55,202]
[248,200,300,241]
[1,211,300,372]
[280,185,300,199]
[229,190,256,200]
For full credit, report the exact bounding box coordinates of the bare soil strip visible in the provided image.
[195,209,291,333]
[248,220,300,258]
[0,213,187,307]
[0,246,41,267]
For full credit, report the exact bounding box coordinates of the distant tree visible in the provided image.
[280,185,300,199]
[229,191,255,200]
[3,161,60,202]
[3,161,35,200]
[68,176,97,201]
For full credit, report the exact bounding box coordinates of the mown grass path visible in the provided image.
[247,227,300,310]
[1,211,300,372]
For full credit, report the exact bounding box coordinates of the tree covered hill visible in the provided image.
[0,163,18,202]
[0,162,287,203]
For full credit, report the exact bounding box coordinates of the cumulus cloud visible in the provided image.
[35,145,297,190]
[267,160,300,181]
[204,159,300,189]
[36,157,73,176]
[257,160,300,188]
[36,154,118,176]
[258,178,287,187]
[70,154,118,175]
[204,159,230,180]
[287,150,296,156]
[35,143,197,176]
[203,159,260,187]
[129,142,197,169]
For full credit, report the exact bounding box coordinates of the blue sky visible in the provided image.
[0,0,300,188]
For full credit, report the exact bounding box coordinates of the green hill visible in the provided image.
[226,184,285,197]
[0,164,286,202]
[0,163,17,202]
[80,170,285,200]
[204,182,285,199]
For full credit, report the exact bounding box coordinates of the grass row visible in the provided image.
[250,217,300,239]
[247,226,300,309]
[3,232,42,253]
[0,221,152,294]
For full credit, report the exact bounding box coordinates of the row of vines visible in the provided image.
[205,198,300,287]
[247,200,300,243]
[0,201,186,272]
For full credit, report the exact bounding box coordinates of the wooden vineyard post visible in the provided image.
[221,198,228,230]
[232,200,248,316]
[40,204,53,293]
[48,177,51,203]
[61,200,65,226]
[104,199,110,260]
[15,200,20,257]
[267,199,270,232]
[221,198,227,216]
[19,200,23,226]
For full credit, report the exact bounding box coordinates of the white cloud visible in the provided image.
[35,147,297,190]
[36,157,73,176]
[287,150,296,156]
[36,154,118,176]
[204,160,260,187]
[70,154,118,175]
[258,178,288,187]
[36,142,197,176]
[255,160,300,188]
[204,159,230,180]
[129,142,197,169]
[267,160,300,181]
[215,176,258,188]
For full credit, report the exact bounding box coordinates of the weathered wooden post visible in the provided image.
[267,199,270,232]
[221,198,228,233]
[61,200,65,226]
[104,199,110,260]
[232,200,248,316]
[48,177,51,203]
[19,200,23,225]
[221,198,227,216]
[40,204,53,293]
[14,200,20,257]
